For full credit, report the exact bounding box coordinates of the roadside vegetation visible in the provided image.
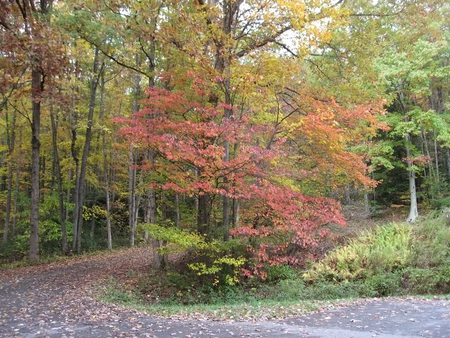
[94,209,450,319]
[1,206,449,320]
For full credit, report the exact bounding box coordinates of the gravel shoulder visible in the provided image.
[1,248,449,337]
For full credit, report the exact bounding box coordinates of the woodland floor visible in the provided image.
[1,244,450,337]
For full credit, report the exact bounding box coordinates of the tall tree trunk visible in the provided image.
[99,73,113,251]
[433,132,440,195]
[421,127,435,200]
[128,144,137,247]
[215,1,241,240]
[29,64,43,262]
[221,60,232,239]
[430,87,443,195]
[12,129,23,237]
[72,47,104,253]
[70,107,78,252]
[3,109,15,245]
[221,24,233,240]
[143,151,166,269]
[133,178,142,245]
[3,156,13,245]
[129,159,143,247]
[147,34,168,266]
[129,54,142,247]
[27,0,53,262]
[50,103,68,254]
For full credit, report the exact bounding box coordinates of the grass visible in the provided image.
[98,276,336,320]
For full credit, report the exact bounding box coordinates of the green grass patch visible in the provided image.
[98,275,332,320]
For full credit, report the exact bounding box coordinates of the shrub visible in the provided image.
[402,267,439,294]
[411,217,450,268]
[139,223,248,287]
[402,267,450,295]
[364,272,402,297]
[263,264,299,283]
[302,280,364,300]
[304,223,413,283]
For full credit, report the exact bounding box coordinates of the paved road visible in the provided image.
[1,249,449,337]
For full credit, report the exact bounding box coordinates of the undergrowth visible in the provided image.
[303,212,450,297]
[100,210,450,318]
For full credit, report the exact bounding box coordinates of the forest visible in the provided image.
[1,0,450,289]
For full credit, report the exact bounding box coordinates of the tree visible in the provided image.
[71,47,105,252]
[0,0,65,261]
[117,70,382,271]
[374,1,450,221]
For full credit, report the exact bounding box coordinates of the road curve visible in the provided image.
[1,248,449,337]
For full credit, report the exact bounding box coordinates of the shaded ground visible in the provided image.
[1,247,449,337]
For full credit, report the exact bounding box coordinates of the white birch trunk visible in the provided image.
[405,136,419,223]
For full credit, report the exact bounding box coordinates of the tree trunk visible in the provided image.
[144,186,162,266]
[421,127,435,200]
[232,198,240,228]
[433,132,440,195]
[27,0,53,262]
[3,109,15,245]
[134,182,142,244]
[430,86,443,192]
[447,149,450,180]
[364,191,370,216]
[197,193,211,234]
[70,108,79,252]
[106,189,112,250]
[50,104,68,254]
[3,157,13,245]
[99,73,113,251]
[217,1,240,240]
[128,144,137,247]
[142,150,165,267]
[29,64,43,262]
[144,186,164,269]
[405,135,419,223]
[12,129,22,237]
[175,193,181,228]
[129,54,142,247]
[72,47,104,253]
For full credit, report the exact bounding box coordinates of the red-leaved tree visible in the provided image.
[115,74,381,277]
